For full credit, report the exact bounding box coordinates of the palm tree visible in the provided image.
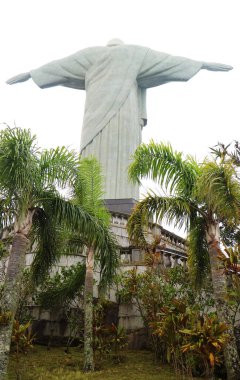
[0,127,116,378]
[128,141,240,380]
[69,157,119,371]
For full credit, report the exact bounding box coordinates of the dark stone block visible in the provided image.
[104,198,137,215]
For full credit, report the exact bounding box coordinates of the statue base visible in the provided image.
[104,198,138,215]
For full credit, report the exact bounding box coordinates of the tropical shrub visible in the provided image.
[11,320,34,354]
[116,260,230,376]
[180,314,229,377]
[127,140,240,379]
[93,301,127,365]
[36,263,85,350]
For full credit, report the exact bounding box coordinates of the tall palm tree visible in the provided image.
[128,141,240,380]
[70,157,119,371]
[0,127,115,378]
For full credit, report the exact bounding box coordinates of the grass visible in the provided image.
[8,346,201,380]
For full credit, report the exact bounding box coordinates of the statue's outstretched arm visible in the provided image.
[202,62,233,72]
[137,48,233,89]
[6,72,31,85]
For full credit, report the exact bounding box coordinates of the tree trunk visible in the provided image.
[83,246,94,372]
[0,232,29,379]
[206,222,240,380]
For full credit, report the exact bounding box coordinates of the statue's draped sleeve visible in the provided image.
[137,49,203,88]
[30,47,105,90]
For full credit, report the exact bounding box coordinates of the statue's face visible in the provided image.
[106,39,124,47]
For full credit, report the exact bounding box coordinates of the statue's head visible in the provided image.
[106,39,124,47]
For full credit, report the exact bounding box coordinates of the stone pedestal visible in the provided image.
[104,198,137,215]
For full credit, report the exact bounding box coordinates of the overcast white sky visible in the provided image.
[0,0,239,235]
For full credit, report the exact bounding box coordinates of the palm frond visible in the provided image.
[39,146,79,188]
[127,193,193,245]
[127,201,150,247]
[0,127,38,193]
[0,195,16,230]
[73,157,110,224]
[37,263,85,309]
[94,223,119,289]
[50,197,98,239]
[63,219,119,289]
[30,207,65,284]
[187,216,210,289]
[129,141,199,196]
[31,187,104,283]
[69,157,118,288]
[196,160,240,222]
[63,234,87,255]
[47,195,115,264]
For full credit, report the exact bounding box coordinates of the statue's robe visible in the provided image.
[30,45,203,200]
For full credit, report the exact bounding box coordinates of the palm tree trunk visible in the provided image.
[0,232,29,379]
[83,246,94,372]
[206,222,240,380]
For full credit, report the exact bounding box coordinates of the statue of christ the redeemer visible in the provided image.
[7,39,232,200]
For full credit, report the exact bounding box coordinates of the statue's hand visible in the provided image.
[6,72,31,85]
[202,62,233,72]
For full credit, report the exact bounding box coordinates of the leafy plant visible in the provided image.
[117,261,220,375]
[217,243,240,275]
[0,126,113,377]
[0,240,9,260]
[108,324,128,363]
[11,320,35,380]
[180,315,229,377]
[216,244,240,328]
[0,311,12,326]
[36,263,86,350]
[151,298,191,373]
[127,140,240,378]
[36,263,85,310]
[11,320,35,354]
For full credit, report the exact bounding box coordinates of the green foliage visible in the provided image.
[70,157,119,289]
[128,140,240,288]
[180,315,229,376]
[93,301,127,364]
[152,304,228,376]
[129,140,199,197]
[217,243,240,274]
[73,157,109,223]
[11,320,35,354]
[196,160,240,221]
[128,195,192,248]
[151,298,190,370]
[30,204,67,284]
[0,127,38,198]
[35,263,86,349]
[216,244,240,326]
[0,126,121,376]
[187,217,210,288]
[0,239,9,260]
[36,263,85,310]
[220,223,240,246]
[14,269,35,324]
[11,319,35,379]
[0,126,115,286]
[39,146,79,188]
[0,127,118,288]
[109,324,127,355]
[210,140,240,167]
[117,263,224,376]
[0,311,12,325]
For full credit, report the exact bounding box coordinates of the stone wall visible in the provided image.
[0,204,188,343]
